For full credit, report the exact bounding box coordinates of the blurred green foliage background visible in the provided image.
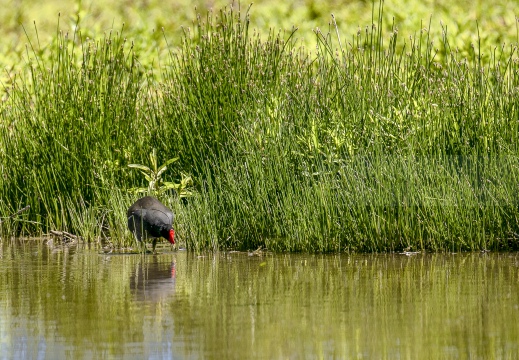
[1,0,517,84]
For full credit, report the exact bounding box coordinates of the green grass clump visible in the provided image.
[1,4,519,252]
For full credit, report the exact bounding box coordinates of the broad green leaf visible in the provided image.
[127,187,148,194]
[156,165,168,179]
[140,171,153,182]
[179,190,194,198]
[163,181,180,190]
[149,149,158,172]
[128,164,152,172]
[160,157,179,169]
[181,175,193,186]
[157,157,179,178]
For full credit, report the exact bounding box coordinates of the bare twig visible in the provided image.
[248,246,264,257]
[0,205,30,224]
[50,230,79,242]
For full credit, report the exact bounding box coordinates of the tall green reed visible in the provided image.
[158,5,519,251]
[1,24,144,236]
[1,4,519,251]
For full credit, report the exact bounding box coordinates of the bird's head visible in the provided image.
[168,229,175,244]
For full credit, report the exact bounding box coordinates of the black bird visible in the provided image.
[127,196,175,253]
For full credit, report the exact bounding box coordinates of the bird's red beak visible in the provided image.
[168,229,175,244]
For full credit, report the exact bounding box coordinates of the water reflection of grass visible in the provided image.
[3,243,518,358]
[1,3,519,251]
[171,252,519,358]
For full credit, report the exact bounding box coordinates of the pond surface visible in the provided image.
[0,240,518,359]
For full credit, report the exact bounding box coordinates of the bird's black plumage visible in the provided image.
[127,196,175,251]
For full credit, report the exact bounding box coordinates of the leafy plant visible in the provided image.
[128,149,194,198]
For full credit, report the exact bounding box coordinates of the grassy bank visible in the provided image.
[1,4,519,252]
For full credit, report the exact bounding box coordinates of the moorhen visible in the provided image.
[127,196,175,253]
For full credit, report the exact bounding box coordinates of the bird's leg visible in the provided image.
[140,240,148,254]
[132,231,147,254]
[152,238,157,254]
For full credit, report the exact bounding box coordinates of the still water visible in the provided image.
[0,239,518,359]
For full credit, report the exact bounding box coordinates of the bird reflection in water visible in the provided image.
[130,259,176,302]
